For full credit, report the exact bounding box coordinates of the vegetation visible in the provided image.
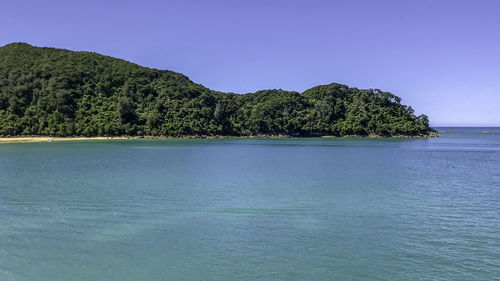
[0,43,433,137]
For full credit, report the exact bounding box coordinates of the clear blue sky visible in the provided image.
[1,0,499,126]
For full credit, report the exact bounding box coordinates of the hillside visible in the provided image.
[0,43,433,137]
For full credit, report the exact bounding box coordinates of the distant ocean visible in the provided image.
[1,128,499,280]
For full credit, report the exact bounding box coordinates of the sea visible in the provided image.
[1,128,499,280]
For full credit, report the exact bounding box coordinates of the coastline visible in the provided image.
[0,136,131,144]
[0,133,438,144]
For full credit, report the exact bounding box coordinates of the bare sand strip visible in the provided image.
[0,137,130,144]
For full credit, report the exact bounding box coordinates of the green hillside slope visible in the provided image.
[0,43,432,137]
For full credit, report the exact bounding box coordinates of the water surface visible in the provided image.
[1,128,499,280]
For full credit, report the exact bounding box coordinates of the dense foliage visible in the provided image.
[0,43,432,137]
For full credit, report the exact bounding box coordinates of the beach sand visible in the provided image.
[0,137,131,144]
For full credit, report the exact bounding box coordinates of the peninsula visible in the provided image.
[0,43,434,138]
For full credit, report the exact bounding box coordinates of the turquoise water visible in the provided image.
[1,128,499,280]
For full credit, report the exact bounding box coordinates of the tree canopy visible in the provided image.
[0,43,433,137]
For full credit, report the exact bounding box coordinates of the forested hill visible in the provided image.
[0,43,433,137]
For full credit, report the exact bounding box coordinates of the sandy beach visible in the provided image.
[0,136,131,144]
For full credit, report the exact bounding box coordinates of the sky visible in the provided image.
[1,0,499,126]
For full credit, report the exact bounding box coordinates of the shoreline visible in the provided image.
[0,133,438,144]
[0,136,131,144]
